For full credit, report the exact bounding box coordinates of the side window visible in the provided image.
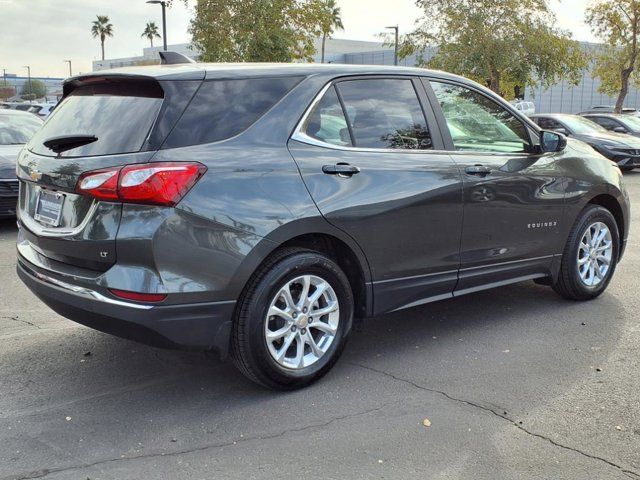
[536,117,563,131]
[302,86,352,147]
[591,117,624,131]
[430,81,531,153]
[335,79,433,150]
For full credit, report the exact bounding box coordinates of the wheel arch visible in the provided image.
[587,193,625,253]
[229,218,373,319]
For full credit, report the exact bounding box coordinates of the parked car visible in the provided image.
[27,103,56,118]
[0,109,42,218]
[581,113,640,137]
[579,106,640,116]
[531,113,640,171]
[16,61,629,389]
[512,100,535,116]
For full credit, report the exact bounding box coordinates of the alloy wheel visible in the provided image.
[264,275,340,369]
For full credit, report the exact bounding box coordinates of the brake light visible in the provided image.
[109,289,167,303]
[76,162,206,206]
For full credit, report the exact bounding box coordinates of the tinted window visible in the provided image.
[0,114,42,145]
[336,79,432,150]
[302,86,351,146]
[29,80,163,157]
[535,117,564,130]
[164,76,302,148]
[431,81,530,153]
[590,117,624,131]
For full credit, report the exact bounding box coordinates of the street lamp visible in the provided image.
[146,0,168,51]
[385,25,399,66]
[64,60,72,77]
[23,65,32,102]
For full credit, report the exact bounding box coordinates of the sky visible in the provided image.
[0,0,598,79]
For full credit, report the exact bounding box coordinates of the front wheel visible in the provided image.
[231,248,354,390]
[552,205,619,300]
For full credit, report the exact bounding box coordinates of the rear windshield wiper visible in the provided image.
[43,134,98,154]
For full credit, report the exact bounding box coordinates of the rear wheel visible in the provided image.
[231,248,353,390]
[552,205,619,300]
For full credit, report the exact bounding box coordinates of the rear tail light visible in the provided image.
[76,162,206,206]
[109,288,167,303]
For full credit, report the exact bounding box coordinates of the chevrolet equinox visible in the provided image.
[16,60,630,389]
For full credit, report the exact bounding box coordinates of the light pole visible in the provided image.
[2,69,6,86]
[64,60,72,77]
[385,25,399,66]
[146,1,168,51]
[23,65,32,102]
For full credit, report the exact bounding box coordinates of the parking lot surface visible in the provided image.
[1,174,640,480]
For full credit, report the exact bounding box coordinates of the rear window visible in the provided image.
[29,79,163,157]
[163,76,302,148]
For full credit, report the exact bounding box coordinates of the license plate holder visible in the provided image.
[34,189,65,227]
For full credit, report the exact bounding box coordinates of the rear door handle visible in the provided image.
[465,165,492,176]
[322,163,361,176]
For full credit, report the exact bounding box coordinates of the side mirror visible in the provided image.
[613,126,628,134]
[540,130,567,153]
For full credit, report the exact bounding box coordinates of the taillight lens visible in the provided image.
[76,162,206,206]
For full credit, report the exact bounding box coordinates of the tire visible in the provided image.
[231,247,354,390]
[552,205,619,301]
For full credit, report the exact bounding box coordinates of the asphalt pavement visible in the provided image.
[1,173,639,480]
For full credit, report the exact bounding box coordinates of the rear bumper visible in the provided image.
[17,258,236,357]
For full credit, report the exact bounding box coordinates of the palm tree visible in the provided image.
[320,0,344,63]
[91,15,114,61]
[142,21,161,48]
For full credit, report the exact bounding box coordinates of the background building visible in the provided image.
[94,38,640,114]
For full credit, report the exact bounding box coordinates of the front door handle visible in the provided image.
[322,163,361,177]
[465,165,492,176]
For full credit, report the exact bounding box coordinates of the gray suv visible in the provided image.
[16,61,630,389]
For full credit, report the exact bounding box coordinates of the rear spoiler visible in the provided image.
[159,51,196,65]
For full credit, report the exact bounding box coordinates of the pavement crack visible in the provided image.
[1,315,41,330]
[351,362,640,480]
[2,403,390,480]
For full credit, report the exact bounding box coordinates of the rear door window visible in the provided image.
[302,86,352,147]
[163,76,302,148]
[335,78,433,150]
[29,79,164,157]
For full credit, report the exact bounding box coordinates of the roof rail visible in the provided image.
[159,51,196,65]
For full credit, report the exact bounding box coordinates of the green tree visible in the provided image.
[586,0,640,113]
[91,15,114,61]
[320,0,344,63]
[185,0,331,62]
[142,21,162,48]
[398,0,586,96]
[21,79,47,100]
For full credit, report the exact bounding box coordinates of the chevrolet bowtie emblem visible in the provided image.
[29,169,43,182]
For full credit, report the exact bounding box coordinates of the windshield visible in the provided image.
[618,115,640,130]
[0,114,42,145]
[562,116,608,134]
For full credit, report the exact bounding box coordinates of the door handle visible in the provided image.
[465,165,492,176]
[322,163,361,176]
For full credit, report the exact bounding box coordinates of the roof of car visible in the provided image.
[582,113,626,118]
[530,113,577,119]
[67,62,463,83]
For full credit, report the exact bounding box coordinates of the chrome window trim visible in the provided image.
[290,77,544,157]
